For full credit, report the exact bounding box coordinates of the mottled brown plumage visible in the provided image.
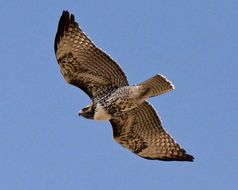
[55,11,128,99]
[111,102,193,161]
[54,10,194,161]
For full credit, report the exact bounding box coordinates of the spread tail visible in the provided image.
[137,74,174,98]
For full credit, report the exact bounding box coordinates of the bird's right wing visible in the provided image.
[54,11,128,99]
[110,101,194,161]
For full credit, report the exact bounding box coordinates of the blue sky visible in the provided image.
[0,0,237,189]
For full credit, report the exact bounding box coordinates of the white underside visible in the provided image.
[94,104,111,120]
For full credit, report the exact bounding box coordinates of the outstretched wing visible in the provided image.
[55,10,128,99]
[110,102,194,161]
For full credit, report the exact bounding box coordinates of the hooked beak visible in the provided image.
[78,109,94,119]
[78,110,82,116]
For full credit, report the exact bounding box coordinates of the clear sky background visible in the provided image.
[0,0,237,189]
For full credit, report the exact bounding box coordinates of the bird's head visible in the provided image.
[78,103,94,119]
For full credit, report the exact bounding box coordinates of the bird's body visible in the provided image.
[84,76,173,120]
[94,85,149,120]
[54,10,194,161]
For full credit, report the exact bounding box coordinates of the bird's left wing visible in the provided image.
[54,11,128,99]
[110,102,194,161]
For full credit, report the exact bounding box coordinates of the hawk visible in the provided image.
[54,10,194,161]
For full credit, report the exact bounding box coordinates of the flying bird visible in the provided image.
[54,10,194,161]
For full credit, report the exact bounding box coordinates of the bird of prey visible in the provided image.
[54,10,194,161]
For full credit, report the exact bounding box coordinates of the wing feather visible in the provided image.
[55,10,128,99]
[110,102,194,161]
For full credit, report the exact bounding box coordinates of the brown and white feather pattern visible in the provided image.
[110,102,193,161]
[55,11,128,99]
[55,11,194,161]
[136,74,175,98]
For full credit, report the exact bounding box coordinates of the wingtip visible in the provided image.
[54,10,76,53]
[61,10,75,22]
[141,152,194,162]
[183,153,194,162]
[174,153,194,162]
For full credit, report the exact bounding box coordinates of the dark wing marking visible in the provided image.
[55,10,128,99]
[110,102,194,161]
